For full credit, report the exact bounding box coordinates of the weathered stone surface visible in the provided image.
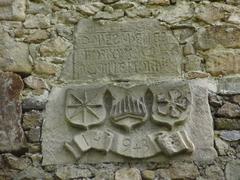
[225,160,240,180]
[173,27,195,44]
[39,37,71,57]
[142,170,155,180]
[185,55,202,72]
[56,165,93,179]
[29,153,43,166]
[23,111,43,130]
[195,3,225,24]
[169,161,199,179]
[26,127,41,143]
[208,92,223,107]
[112,0,135,9]
[93,9,124,20]
[215,137,229,156]
[24,30,50,43]
[0,0,26,21]
[62,19,183,81]
[148,0,170,5]
[26,1,51,15]
[232,95,240,104]
[226,0,240,5]
[183,43,195,56]
[3,153,31,170]
[217,77,240,94]
[220,130,240,141]
[217,102,240,118]
[23,76,48,90]
[23,14,51,29]
[0,72,26,152]
[0,29,32,74]
[22,90,49,111]
[34,61,57,75]
[0,169,18,180]
[115,168,142,180]
[101,0,119,4]
[56,24,73,40]
[228,12,240,25]
[186,71,209,80]
[155,169,171,180]
[28,143,41,153]
[215,118,240,130]
[14,166,52,180]
[196,26,240,50]
[205,48,240,76]
[76,4,100,16]
[209,92,223,108]
[205,164,224,180]
[125,6,152,18]
[42,80,216,164]
[157,1,193,24]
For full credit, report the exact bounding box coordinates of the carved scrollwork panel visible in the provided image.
[41,80,218,165]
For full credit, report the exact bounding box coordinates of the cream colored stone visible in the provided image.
[0,29,32,74]
[0,0,26,21]
[40,37,71,57]
[34,62,57,75]
[142,170,155,180]
[205,47,240,76]
[115,168,142,180]
[148,0,170,5]
[195,3,225,24]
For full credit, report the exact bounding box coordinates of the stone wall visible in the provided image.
[0,0,240,179]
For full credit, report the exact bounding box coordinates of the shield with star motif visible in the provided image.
[65,87,106,129]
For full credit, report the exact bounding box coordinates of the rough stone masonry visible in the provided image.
[0,0,240,179]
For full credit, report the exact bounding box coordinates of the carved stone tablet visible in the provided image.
[42,80,216,164]
[0,0,26,21]
[62,19,183,81]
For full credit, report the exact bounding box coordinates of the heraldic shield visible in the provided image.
[150,81,191,130]
[65,87,106,129]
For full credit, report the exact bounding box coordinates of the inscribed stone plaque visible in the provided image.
[62,19,183,81]
[0,0,26,21]
[42,79,216,164]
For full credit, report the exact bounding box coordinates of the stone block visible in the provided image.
[0,72,26,152]
[225,160,240,180]
[217,77,240,94]
[0,0,26,21]
[42,80,216,164]
[220,130,240,142]
[56,165,93,179]
[0,28,32,74]
[115,168,141,180]
[196,26,240,50]
[205,47,240,76]
[215,118,240,130]
[169,161,199,179]
[217,102,240,118]
[62,19,183,81]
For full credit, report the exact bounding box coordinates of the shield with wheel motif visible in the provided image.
[65,87,106,129]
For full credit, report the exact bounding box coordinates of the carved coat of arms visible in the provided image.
[64,82,194,161]
[65,87,106,129]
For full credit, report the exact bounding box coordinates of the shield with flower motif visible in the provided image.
[65,87,106,129]
[150,81,191,129]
